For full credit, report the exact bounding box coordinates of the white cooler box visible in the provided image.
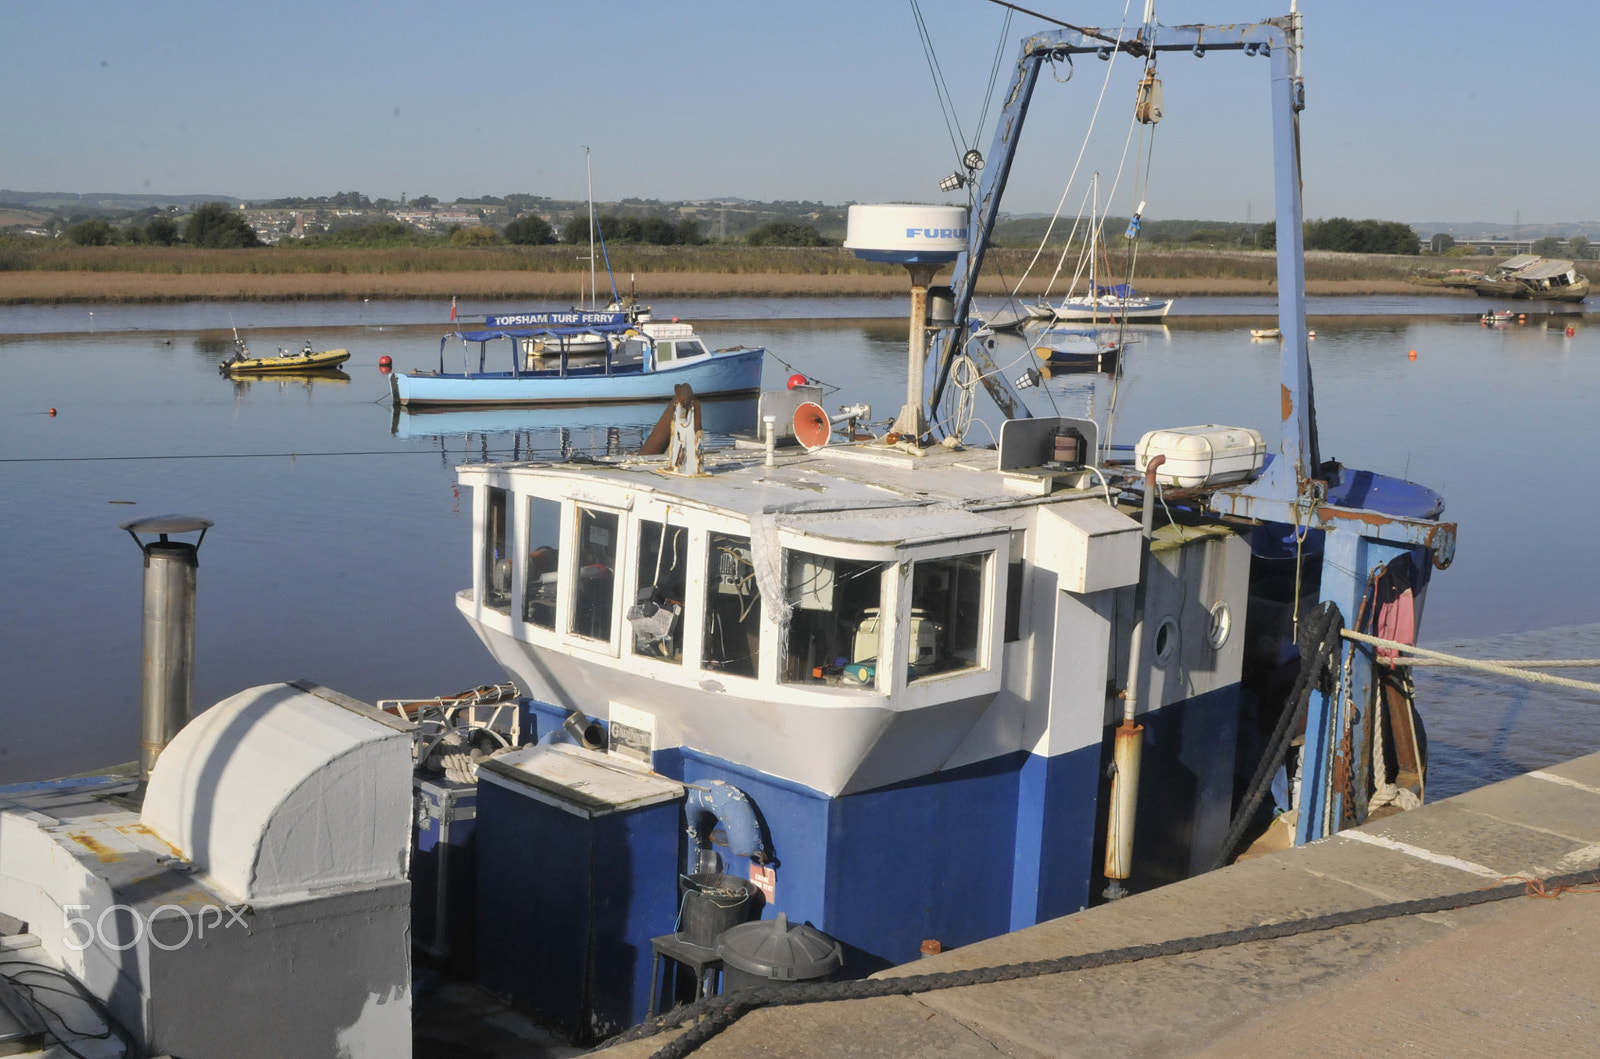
[1135,425,1266,487]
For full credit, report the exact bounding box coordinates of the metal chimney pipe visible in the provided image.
[121,515,212,779]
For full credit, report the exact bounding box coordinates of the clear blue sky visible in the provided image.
[5,2,1595,227]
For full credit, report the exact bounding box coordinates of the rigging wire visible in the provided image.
[1002,0,1134,305]
[1101,50,1162,456]
[910,0,968,168]
[981,0,1136,47]
[973,7,1015,150]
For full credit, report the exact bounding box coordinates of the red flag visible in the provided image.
[449,296,458,321]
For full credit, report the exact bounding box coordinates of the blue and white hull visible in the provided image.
[393,347,764,409]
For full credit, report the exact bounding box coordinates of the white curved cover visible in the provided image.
[141,682,412,902]
[844,204,968,254]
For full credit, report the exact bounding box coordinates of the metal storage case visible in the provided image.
[475,743,684,1043]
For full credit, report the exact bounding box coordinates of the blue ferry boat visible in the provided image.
[390,310,765,409]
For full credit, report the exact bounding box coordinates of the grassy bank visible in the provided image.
[0,244,1487,304]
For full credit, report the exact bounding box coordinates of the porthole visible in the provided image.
[1153,617,1179,667]
[1207,601,1232,650]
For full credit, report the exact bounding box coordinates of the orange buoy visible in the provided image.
[786,373,808,390]
[1408,350,1417,361]
[1308,330,1316,339]
[48,408,56,417]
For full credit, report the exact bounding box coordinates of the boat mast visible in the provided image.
[1089,174,1099,328]
[584,146,597,309]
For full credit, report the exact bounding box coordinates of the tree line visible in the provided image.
[63,202,261,248]
[1253,218,1419,255]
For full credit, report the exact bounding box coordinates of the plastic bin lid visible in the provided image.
[716,912,843,981]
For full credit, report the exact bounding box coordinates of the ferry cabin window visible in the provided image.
[704,532,761,679]
[483,487,512,613]
[631,519,688,664]
[677,339,707,358]
[523,497,561,630]
[783,552,885,685]
[573,507,618,642]
[909,552,988,679]
[656,341,675,363]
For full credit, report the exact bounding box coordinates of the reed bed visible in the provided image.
[0,243,1481,304]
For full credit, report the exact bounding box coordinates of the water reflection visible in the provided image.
[193,335,235,359]
[228,371,351,400]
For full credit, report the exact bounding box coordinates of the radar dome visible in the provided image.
[844,204,967,264]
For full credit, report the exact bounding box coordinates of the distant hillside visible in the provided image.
[0,190,242,213]
[1413,219,1600,240]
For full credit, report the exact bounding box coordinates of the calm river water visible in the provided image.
[2,295,1596,797]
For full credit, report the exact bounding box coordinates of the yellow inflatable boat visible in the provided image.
[220,341,351,375]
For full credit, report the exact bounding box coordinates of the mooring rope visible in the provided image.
[1341,630,1600,695]
[614,865,1600,1058]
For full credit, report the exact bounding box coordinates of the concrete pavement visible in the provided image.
[596,751,1600,1057]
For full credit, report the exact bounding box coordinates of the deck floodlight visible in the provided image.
[940,172,966,192]
[962,149,985,172]
[1193,45,1206,57]
[1096,46,1112,60]
[1244,42,1259,57]
[1015,367,1042,390]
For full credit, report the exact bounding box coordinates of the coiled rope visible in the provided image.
[616,863,1600,1058]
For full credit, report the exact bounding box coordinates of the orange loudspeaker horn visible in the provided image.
[793,401,831,452]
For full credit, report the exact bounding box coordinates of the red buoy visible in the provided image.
[671,316,680,323]
[48,408,56,417]
[787,373,808,390]
[1568,326,1577,338]
[378,355,392,369]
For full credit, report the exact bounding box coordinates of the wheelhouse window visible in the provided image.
[909,552,989,679]
[704,532,761,679]
[629,519,688,664]
[783,552,886,685]
[523,497,561,630]
[483,487,511,613]
[573,507,618,642]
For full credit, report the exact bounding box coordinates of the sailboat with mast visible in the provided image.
[1028,175,1173,324]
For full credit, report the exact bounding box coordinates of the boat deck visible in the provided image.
[483,441,1071,520]
[595,749,1600,1057]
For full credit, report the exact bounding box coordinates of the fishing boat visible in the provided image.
[1472,255,1590,302]
[389,311,764,409]
[0,10,1465,1054]
[435,10,1455,1033]
[218,339,351,375]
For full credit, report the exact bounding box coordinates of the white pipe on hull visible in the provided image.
[1104,455,1165,899]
